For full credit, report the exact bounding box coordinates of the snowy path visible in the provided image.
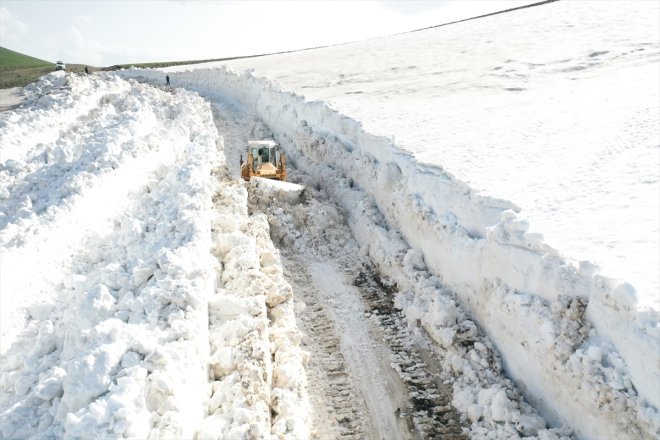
[211,97,466,439]
[285,258,416,440]
[309,261,411,440]
[0,88,26,113]
[284,260,368,439]
[247,186,467,440]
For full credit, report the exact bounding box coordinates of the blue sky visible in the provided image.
[1,1,538,66]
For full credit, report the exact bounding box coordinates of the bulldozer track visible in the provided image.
[283,260,368,439]
[352,266,467,439]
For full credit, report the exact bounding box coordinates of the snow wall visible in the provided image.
[0,72,218,438]
[1,72,310,439]
[119,67,659,440]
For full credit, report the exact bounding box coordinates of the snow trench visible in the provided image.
[120,66,659,439]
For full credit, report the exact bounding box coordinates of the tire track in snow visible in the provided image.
[282,259,368,439]
[352,266,467,439]
[248,181,467,440]
[308,261,415,440]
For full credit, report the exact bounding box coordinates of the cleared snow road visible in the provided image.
[309,261,411,440]
[212,97,467,439]
[246,182,467,440]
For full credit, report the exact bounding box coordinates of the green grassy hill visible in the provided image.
[0,47,51,67]
[0,47,97,89]
[0,47,58,89]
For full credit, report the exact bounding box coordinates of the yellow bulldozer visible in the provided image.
[240,140,287,182]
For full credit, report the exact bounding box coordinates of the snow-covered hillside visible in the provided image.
[206,0,660,310]
[118,1,659,436]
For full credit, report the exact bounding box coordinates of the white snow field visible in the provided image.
[0,1,658,440]
[209,0,660,312]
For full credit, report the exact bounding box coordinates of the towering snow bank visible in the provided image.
[0,73,219,438]
[120,67,659,439]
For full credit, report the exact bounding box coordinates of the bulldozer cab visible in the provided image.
[241,140,287,181]
[249,146,273,167]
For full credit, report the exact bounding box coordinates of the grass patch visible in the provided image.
[0,46,100,88]
[0,47,51,67]
[0,66,54,89]
[0,64,95,89]
[0,47,55,88]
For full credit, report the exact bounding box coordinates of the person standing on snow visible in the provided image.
[166,75,170,86]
